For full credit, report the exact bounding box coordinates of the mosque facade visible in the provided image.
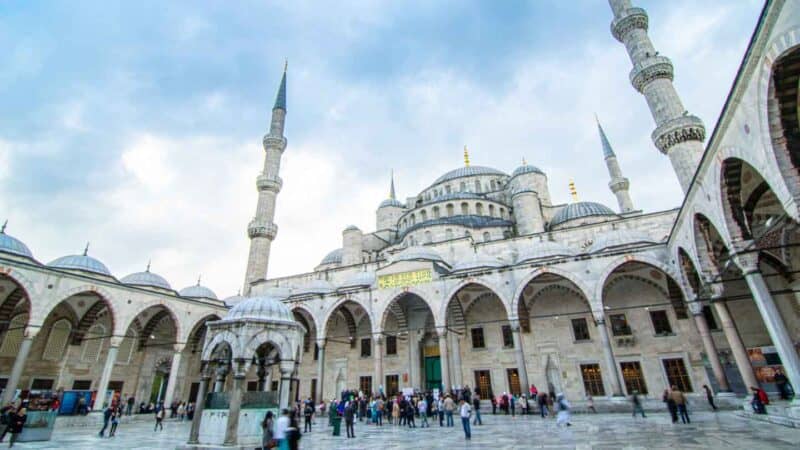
[0,0,799,422]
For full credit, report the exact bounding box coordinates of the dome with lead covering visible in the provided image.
[587,230,658,253]
[0,224,33,259]
[225,295,294,323]
[511,164,545,177]
[179,283,218,300]
[319,249,343,266]
[121,268,172,290]
[391,246,447,265]
[223,293,246,307]
[49,253,112,277]
[379,198,403,208]
[550,202,618,228]
[433,166,508,185]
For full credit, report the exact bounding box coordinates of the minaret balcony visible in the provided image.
[256,175,283,193]
[629,55,674,93]
[262,135,287,152]
[608,177,630,193]
[248,219,278,240]
[651,115,706,154]
[611,7,648,42]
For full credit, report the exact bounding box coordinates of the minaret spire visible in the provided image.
[243,63,289,295]
[596,116,634,213]
[389,170,397,200]
[608,0,705,192]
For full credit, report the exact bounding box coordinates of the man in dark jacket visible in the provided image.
[303,401,314,433]
[0,404,15,443]
[7,408,26,448]
[344,402,356,438]
[98,406,113,437]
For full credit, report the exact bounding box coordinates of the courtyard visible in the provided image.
[14,410,799,449]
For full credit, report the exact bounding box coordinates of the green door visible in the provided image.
[424,356,441,391]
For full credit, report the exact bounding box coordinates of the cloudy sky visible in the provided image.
[0,0,763,297]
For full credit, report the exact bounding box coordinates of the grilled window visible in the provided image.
[571,318,591,341]
[580,364,606,396]
[471,327,485,349]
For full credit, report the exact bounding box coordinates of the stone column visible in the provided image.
[187,367,210,445]
[316,339,326,404]
[511,321,530,395]
[437,330,451,392]
[214,365,229,392]
[713,300,759,389]
[374,336,384,394]
[93,343,119,411]
[738,261,800,401]
[408,332,421,389]
[449,332,463,388]
[223,372,245,446]
[692,310,730,391]
[162,346,184,407]
[264,370,273,392]
[595,317,623,396]
[278,362,294,410]
[0,336,33,405]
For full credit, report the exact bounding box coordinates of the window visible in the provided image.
[72,380,92,390]
[271,381,279,391]
[571,318,591,342]
[650,310,673,335]
[30,379,54,390]
[247,381,259,392]
[499,208,506,218]
[433,207,441,219]
[471,327,485,349]
[385,375,399,396]
[42,318,71,361]
[491,180,496,190]
[609,314,632,336]
[476,203,484,215]
[482,232,491,242]
[489,204,495,216]
[506,368,521,396]
[461,202,469,215]
[460,182,466,191]
[475,180,481,192]
[310,379,317,401]
[359,376,372,394]
[662,358,692,392]
[501,325,514,348]
[620,361,648,394]
[702,306,719,331]
[420,210,427,221]
[360,338,371,358]
[446,204,454,217]
[580,364,606,396]
[314,343,319,361]
[386,336,397,355]
[0,314,28,357]
[474,370,492,398]
[445,185,452,194]
[81,324,105,363]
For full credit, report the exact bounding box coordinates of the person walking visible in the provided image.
[303,401,313,433]
[443,395,456,427]
[586,395,597,413]
[437,397,445,426]
[556,394,571,427]
[376,398,384,426]
[472,394,482,425]
[405,399,416,428]
[702,385,718,411]
[459,399,472,440]
[417,398,428,428]
[6,408,26,448]
[261,411,275,450]
[178,402,186,421]
[109,406,120,437]
[99,405,113,437]
[509,394,516,417]
[750,386,767,414]
[670,386,690,424]
[774,369,792,400]
[275,409,290,450]
[154,404,165,431]
[662,389,678,423]
[0,405,15,443]
[344,401,356,438]
[631,391,646,418]
[538,393,548,418]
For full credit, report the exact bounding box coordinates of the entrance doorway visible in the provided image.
[424,357,441,391]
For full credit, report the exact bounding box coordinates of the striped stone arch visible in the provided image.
[201,330,239,362]
[511,266,593,320]
[377,286,433,332]
[440,279,513,331]
[321,296,373,345]
[0,267,36,302]
[119,299,182,346]
[185,313,221,354]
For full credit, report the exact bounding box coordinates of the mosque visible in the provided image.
[0,1,798,444]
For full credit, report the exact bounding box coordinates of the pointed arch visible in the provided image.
[512,266,593,321]
[440,279,512,326]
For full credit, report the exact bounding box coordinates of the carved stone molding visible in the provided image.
[629,56,674,92]
[651,115,706,153]
[262,135,287,152]
[248,219,278,240]
[611,7,648,42]
[256,174,283,193]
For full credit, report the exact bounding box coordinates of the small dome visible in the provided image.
[0,227,33,259]
[432,166,508,185]
[550,202,618,228]
[587,230,658,253]
[49,254,112,276]
[179,283,218,300]
[223,293,246,307]
[451,254,505,272]
[293,279,335,296]
[379,198,403,208]
[338,271,376,289]
[343,225,360,232]
[517,241,576,263]
[391,246,447,265]
[121,269,172,290]
[511,164,545,177]
[319,248,343,266]
[225,295,294,323]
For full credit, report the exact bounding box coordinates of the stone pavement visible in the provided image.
[14,411,800,449]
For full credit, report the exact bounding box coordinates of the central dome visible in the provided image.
[226,295,294,323]
[433,166,508,185]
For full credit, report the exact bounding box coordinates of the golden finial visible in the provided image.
[569,179,579,202]
[463,145,470,167]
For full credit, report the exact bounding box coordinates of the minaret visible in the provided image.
[596,116,634,212]
[243,63,288,295]
[608,0,705,192]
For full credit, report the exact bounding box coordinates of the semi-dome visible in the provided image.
[120,268,172,290]
[338,271,376,289]
[293,279,335,296]
[0,225,33,259]
[550,202,618,228]
[391,246,447,265]
[319,249,343,266]
[587,230,658,253]
[179,282,218,300]
[379,198,403,208]
[225,294,294,323]
[511,164,545,177]
[517,241,576,263]
[223,293,246,307]
[49,252,112,277]
[451,254,505,272]
[433,166,508,185]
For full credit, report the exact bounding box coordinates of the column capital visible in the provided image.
[279,360,295,375]
[173,343,186,353]
[731,247,759,275]
[373,334,384,345]
[508,320,521,333]
[437,329,448,339]
[316,338,327,348]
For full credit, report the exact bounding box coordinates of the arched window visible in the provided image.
[117,329,137,365]
[460,182,466,192]
[0,314,28,357]
[420,210,428,221]
[433,206,440,219]
[476,203,484,215]
[424,231,432,244]
[81,323,106,363]
[489,204,495,217]
[445,229,453,240]
[410,214,416,226]
[475,180,481,192]
[402,219,407,229]
[461,202,469,215]
[483,231,491,242]
[490,180,496,191]
[500,208,506,219]
[446,204,454,217]
[42,318,71,361]
[445,185,452,194]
